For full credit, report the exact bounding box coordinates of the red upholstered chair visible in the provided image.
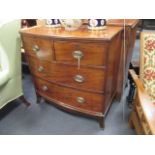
[128,32,155,135]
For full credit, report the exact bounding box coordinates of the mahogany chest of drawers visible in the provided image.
[20,26,123,128]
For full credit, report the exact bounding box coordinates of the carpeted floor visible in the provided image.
[0,40,140,135]
[0,75,136,135]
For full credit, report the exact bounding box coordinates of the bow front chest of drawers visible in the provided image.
[20,26,123,128]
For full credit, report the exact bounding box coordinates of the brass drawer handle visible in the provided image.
[76,97,85,104]
[38,66,44,72]
[42,85,48,91]
[72,50,83,59]
[32,45,40,52]
[74,75,85,83]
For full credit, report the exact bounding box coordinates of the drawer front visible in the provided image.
[28,57,105,92]
[34,78,104,113]
[51,63,105,92]
[22,36,53,61]
[27,56,52,78]
[53,41,108,66]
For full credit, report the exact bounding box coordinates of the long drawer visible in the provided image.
[27,56,106,93]
[34,77,105,113]
[53,40,108,66]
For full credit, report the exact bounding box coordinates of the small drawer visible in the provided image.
[34,78,105,113]
[22,36,53,61]
[53,41,108,66]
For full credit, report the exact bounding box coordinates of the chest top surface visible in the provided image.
[20,26,123,41]
[107,19,140,28]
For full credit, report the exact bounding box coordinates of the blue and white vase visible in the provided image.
[88,19,106,30]
[46,19,61,27]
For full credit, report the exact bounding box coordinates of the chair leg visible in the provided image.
[127,83,136,107]
[128,115,134,129]
[19,95,31,107]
